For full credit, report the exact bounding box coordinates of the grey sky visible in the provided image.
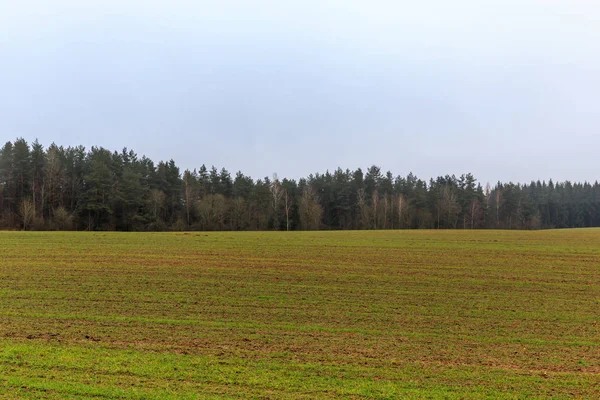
[2,0,599,185]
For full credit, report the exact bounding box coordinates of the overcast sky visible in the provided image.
[1,0,599,184]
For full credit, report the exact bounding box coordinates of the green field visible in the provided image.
[0,230,599,399]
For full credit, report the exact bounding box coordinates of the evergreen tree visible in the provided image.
[1,137,599,232]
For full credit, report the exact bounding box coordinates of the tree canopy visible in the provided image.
[1,138,599,231]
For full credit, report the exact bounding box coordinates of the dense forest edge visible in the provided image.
[0,138,598,231]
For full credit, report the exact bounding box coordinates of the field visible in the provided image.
[0,230,599,399]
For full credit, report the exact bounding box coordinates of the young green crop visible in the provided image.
[0,230,598,399]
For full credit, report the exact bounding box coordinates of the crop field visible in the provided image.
[0,230,599,399]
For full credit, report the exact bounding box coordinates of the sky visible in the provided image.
[1,0,599,185]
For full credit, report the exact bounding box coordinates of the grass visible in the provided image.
[0,229,599,399]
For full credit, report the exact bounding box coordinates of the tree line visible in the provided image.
[1,138,599,231]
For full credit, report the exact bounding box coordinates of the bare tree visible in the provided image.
[195,196,212,230]
[382,193,390,230]
[396,194,406,229]
[284,190,292,231]
[212,194,228,230]
[183,170,194,228]
[495,189,502,228]
[357,188,369,229]
[484,182,492,227]
[299,185,322,230]
[150,189,166,221]
[53,206,73,230]
[439,184,460,228]
[231,197,247,230]
[468,199,482,229]
[19,199,35,230]
[269,174,283,229]
[195,194,228,230]
[371,189,379,229]
[44,146,62,218]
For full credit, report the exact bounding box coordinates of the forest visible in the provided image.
[1,138,599,231]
